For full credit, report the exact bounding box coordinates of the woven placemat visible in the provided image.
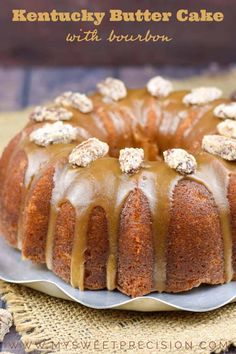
[1,69,236,354]
[1,280,236,354]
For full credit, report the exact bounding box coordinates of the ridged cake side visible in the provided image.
[117,189,154,297]
[228,174,236,279]
[22,166,55,263]
[0,141,27,247]
[165,179,224,292]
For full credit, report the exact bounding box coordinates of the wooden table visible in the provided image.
[0,65,236,353]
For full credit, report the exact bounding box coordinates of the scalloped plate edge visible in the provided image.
[1,276,236,312]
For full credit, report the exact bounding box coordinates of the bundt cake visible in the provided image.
[1,76,236,297]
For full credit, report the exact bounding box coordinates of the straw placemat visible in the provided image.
[1,280,236,354]
[1,69,236,354]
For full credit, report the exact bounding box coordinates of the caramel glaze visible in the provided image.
[1,88,236,296]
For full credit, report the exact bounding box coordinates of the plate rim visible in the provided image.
[1,275,236,312]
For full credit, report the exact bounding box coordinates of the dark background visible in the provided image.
[0,0,235,66]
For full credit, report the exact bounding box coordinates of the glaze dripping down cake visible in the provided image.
[1,76,236,297]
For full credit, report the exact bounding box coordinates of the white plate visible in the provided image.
[0,237,236,312]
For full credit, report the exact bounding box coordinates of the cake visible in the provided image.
[1,76,236,297]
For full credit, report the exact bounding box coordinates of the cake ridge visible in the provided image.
[189,153,234,282]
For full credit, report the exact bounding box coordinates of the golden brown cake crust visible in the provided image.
[52,200,76,282]
[0,132,22,240]
[84,206,109,290]
[228,174,236,279]
[22,165,55,263]
[117,188,154,297]
[0,132,22,197]
[1,149,28,247]
[165,179,224,292]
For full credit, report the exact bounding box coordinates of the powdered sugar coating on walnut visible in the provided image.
[55,92,93,113]
[183,87,222,106]
[97,77,127,101]
[30,121,78,147]
[31,106,73,122]
[163,148,197,175]
[202,135,236,161]
[147,76,173,98]
[217,119,236,139]
[119,148,144,174]
[69,138,109,167]
[214,102,236,120]
[0,309,12,341]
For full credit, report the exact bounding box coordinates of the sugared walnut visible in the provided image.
[0,309,12,341]
[30,121,78,147]
[183,87,222,106]
[30,106,73,122]
[202,135,236,161]
[217,119,236,139]
[146,76,173,98]
[69,137,109,167]
[55,91,93,113]
[119,148,144,174]
[97,77,127,101]
[214,102,236,120]
[163,148,197,175]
